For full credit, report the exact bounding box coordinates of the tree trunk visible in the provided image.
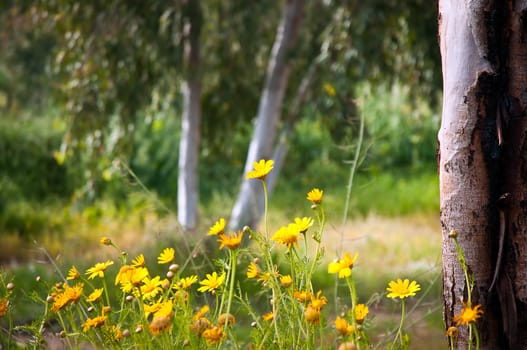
[439,1,527,348]
[229,0,305,231]
[178,1,202,231]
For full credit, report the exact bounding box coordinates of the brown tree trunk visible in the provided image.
[439,1,527,348]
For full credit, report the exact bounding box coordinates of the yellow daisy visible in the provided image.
[132,254,146,267]
[262,312,274,321]
[85,261,114,280]
[328,253,358,279]
[246,159,274,180]
[453,302,483,326]
[140,276,164,300]
[247,262,259,279]
[202,326,225,344]
[335,316,354,336]
[294,217,314,233]
[271,223,301,248]
[177,275,198,290]
[157,248,175,264]
[208,218,226,236]
[307,188,323,204]
[217,231,243,250]
[386,278,421,299]
[66,266,81,281]
[280,274,293,288]
[86,288,104,303]
[198,272,226,293]
[355,304,369,324]
[83,314,107,332]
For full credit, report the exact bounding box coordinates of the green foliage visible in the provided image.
[0,117,78,201]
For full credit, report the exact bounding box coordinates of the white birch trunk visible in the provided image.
[229,0,305,230]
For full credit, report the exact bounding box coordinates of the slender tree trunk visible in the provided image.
[439,1,527,348]
[229,0,305,231]
[178,1,202,231]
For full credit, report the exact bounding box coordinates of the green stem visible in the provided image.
[391,299,406,349]
[472,323,480,350]
[340,111,364,253]
[262,180,269,238]
[223,250,237,334]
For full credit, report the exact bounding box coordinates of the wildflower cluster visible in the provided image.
[0,159,432,350]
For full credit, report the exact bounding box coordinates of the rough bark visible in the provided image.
[439,0,527,348]
[178,2,202,231]
[229,0,305,231]
[501,1,527,347]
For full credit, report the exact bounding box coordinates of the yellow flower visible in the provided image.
[453,302,483,326]
[52,283,84,312]
[115,265,149,292]
[193,305,210,321]
[304,305,321,325]
[66,266,81,281]
[328,253,358,279]
[247,262,259,279]
[262,312,274,321]
[355,304,369,324]
[309,291,327,310]
[198,272,226,293]
[323,82,336,96]
[293,290,312,303]
[202,326,225,344]
[294,217,314,233]
[246,159,274,180]
[280,275,293,288]
[177,275,198,290]
[271,224,301,248]
[208,218,226,236]
[100,237,112,246]
[307,188,323,204]
[85,261,114,280]
[140,276,163,300]
[132,254,146,267]
[218,313,235,327]
[217,231,243,250]
[0,297,8,317]
[83,314,107,332]
[386,278,421,299]
[335,316,354,336]
[86,288,104,303]
[158,248,175,264]
[143,302,162,318]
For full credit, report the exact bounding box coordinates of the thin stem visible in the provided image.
[391,299,406,349]
[262,179,269,238]
[340,111,364,254]
[223,250,237,334]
